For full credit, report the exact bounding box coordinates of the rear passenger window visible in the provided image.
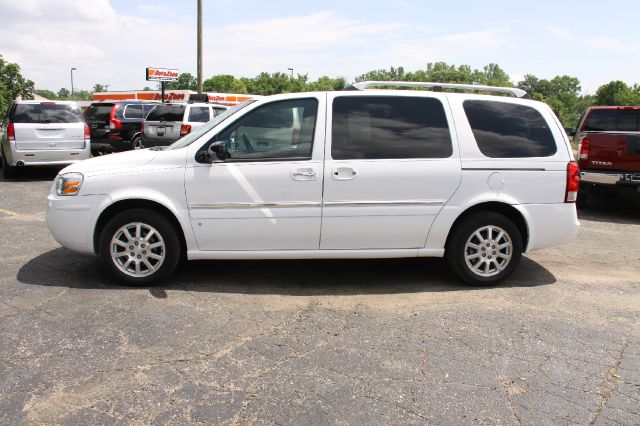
[331,96,452,160]
[123,104,143,119]
[463,100,556,158]
[189,107,210,123]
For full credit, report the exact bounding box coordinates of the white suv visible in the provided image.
[46,82,580,285]
[141,102,228,148]
[1,101,90,178]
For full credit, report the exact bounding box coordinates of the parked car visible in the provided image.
[46,82,580,286]
[1,100,90,178]
[84,101,158,154]
[574,106,640,204]
[141,102,228,148]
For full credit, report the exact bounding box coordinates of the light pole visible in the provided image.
[197,0,203,94]
[104,84,110,92]
[288,67,294,78]
[70,67,77,99]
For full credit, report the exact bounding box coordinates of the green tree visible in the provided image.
[594,80,640,105]
[203,74,248,93]
[35,89,58,100]
[57,88,71,99]
[165,72,197,90]
[93,83,105,92]
[308,76,347,91]
[0,55,35,118]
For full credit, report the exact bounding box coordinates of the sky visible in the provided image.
[1,0,639,94]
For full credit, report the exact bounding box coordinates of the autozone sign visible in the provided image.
[146,67,179,82]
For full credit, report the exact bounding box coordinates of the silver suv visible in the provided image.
[141,102,228,148]
[1,101,90,178]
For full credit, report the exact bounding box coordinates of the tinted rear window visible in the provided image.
[13,103,83,124]
[331,96,452,159]
[463,100,557,158]
[146,105,186,122]
[583,109,640,132]
[84,104,114,122]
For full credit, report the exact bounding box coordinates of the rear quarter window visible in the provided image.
[13,103,83,124]
[123,104,144,119]
[463,100,557,158]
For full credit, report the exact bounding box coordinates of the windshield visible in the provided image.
[167,100,256,150]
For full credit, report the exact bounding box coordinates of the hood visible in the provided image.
[60,149,159,176]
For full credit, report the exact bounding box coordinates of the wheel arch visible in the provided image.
[444,202,529,252]
[93,198,187,256]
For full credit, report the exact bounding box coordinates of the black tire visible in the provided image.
[98,208,181,286]
[1,151,18,179]
[446,212,523,286]
[132,136,144,150]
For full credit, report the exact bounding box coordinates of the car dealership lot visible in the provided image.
[0,169,639,424]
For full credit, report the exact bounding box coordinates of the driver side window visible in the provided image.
[215,98,318,161]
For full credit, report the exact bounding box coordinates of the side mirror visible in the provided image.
[209,141,230,162]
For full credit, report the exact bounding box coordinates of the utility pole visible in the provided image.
[288,67,294,78]
[70,67,76,99]
[197,0,203,94]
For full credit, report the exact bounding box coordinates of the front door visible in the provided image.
[321,93,461,249]
[185,97,324,251]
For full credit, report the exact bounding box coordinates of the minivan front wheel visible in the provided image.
[447,212,523,286]
[99,209,181,285]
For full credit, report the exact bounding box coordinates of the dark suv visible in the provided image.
[84,101,158,154]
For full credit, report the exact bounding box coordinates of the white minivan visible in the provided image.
[1,101,90,178]
[46,82,580,286]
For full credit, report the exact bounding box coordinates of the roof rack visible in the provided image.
[350,81,530,99]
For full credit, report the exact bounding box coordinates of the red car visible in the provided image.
[575,106,640,204]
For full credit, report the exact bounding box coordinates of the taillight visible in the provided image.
[565,162,580,203]
[140,122,144,134]
[291,128,301,145]
[180,124,192,137]
[578,136,590,161]
[6,122,15,141]
[109,103,122,130]
[84,123,90,140]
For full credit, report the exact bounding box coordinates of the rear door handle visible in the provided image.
[333,167,357,180]
[292,168,317,181]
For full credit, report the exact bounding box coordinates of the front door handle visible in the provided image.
[292,168,317,181]
[333,167,357,180]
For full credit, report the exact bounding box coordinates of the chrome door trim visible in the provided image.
[190,201,322,210]
[323,200,445,207]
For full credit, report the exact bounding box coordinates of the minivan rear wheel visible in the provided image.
[447,212,523,286]
[1,151,18,179]
[98,208,181,285]
[132,136,144,150]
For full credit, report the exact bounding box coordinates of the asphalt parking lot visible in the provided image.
[0,167,639,424]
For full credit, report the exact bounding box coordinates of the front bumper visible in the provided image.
[46,193,111,255]
[580,170,640,187]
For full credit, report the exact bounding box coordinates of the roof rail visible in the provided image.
[350,81,530,99]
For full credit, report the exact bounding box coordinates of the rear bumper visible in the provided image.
[4,140,90,166]
[91,136,131,152]
[580,170,640,187]
[142,135,178,147]
[515,203,580,252]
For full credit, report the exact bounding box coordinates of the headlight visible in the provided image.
[55,173,84,196]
